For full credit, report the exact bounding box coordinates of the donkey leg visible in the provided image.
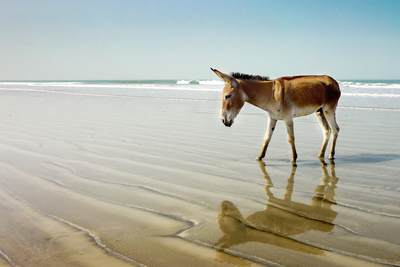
[256,117,277,160]
[324,109,340,160]
[315,108,331,158]
[285,119,297,163]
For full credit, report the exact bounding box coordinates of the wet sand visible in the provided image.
[0,89,399,266]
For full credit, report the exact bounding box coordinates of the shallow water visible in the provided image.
[0,83,399,266]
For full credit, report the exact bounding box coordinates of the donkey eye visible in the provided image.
[225,94,232,100]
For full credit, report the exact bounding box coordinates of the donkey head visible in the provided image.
[211,68,246,127]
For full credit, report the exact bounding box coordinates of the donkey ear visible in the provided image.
[210,68,238,87]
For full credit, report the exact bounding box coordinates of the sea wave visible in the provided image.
[339,81,400,89]
[1,79,224,86]
[341,92,400,98]
[0,81,85,86]
[4,80,400,90]
[0,81,222,92]
[177,80,198,84]
[2,80,400,110]
[177,80,224,85]
[2,87,400,111]
[339,106,400,112]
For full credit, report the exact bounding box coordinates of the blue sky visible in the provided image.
[0,0,399,80]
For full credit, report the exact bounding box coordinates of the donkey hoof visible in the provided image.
[256,154,265,160]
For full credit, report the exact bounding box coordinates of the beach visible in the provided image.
[0,81,399,266]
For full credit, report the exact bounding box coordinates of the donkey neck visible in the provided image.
[239,80,274,110]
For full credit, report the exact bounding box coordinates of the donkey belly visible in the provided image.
[265,105,321,120]
[292,105,322,118]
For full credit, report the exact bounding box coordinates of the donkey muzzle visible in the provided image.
[221,118,234,127]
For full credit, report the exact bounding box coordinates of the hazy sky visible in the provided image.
[1,0,399,80]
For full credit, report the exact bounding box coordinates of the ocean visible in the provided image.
[1,79,400,111]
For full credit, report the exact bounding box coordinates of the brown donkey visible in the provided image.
[211,68,341,162]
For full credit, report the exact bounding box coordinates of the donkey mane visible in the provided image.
[230,72,270,81]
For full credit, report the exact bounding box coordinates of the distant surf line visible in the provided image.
[339,106,400,112]
[341,92,400,98]
[0,82,222,92]
[2,88,400,111]
[3,83,400,98]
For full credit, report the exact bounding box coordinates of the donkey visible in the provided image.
[211,68,341,162]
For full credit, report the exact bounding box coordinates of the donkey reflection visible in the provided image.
[214,161,339,255]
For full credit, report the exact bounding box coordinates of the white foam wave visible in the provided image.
[339,81,400,89]
[198,80,224,85]
[3,80,399,89]
[0,81,85,86]
[177,80,191,84]
[342,92,400,98]
[0,82,222,91]
[339,106,400,112]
